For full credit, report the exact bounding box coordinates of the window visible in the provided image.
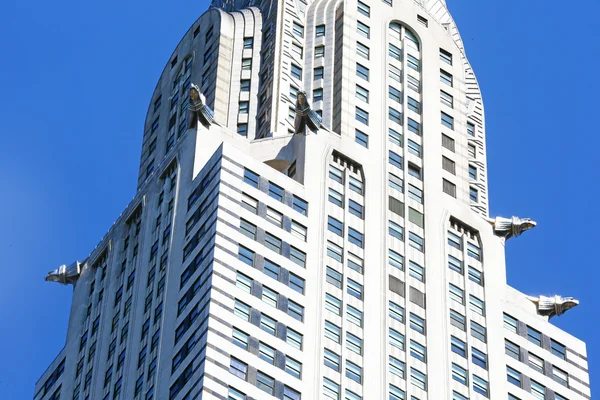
[350,176,363,194]
[389,300,404,323]
[289,273,305,294]
[325,293,342,315]
[389,64,401,83]
[389,43,401,61]
[316,24,326,37]
[440,48,452,65]
[347,279,363,300]
[505,340,520,360]
[228,387,246,400]
[323,348,341,372]
[388,249,404,271]
[448,255,463,273]
[314,88,323,102]
[236,273,252,293]
[529,352,545,374]
[440,90,454,108]
[260,314,277,336]
[290,221,307,242]
[232,328,249,350]
[552,366,568,387]
[389,385,405,400]
[239,219,256,240]
[290,246,306,267]
[323,378,340,400]
[389,328,405,350]
[243,168,259,188]
[527,326,542,347]
[389,107,402,125]
[349,199,364,219]
[449,284,465,304]
[408,232,424,252]
[406,140,421,158]
[346,360,362,384]
[242,58,252,70]
[314,67,324,80]
[356,85,369,103]
[324,320,341,343]
[265,233,282,254]
[409,261,424,282]
[440,69,453,86]
[389,356,405,378]
[284,386,301,400]
[410,313,425,334]
[408,163,422,180]
[411,368,427,390]
[328,188,344,208]
[357,21,370,38]
[356,107,369,125]
[348,228,363,248]
[259,342,276,364]
[467,242,480,260]
[389,173,403,192]
[291,64,302,80]
[410,340,426,362]
[256,372,275,395]
[472,348,487,369]
[315,45,325,58]
[407,184,422,204]
[468,266,483,285]
[328,216,344,237]
[452,363,468,385]
[468,143,476,158]
[407,54,420,71]
[469,295,485,316]
[288,300,304,321]
[450,309,466,331]
[293,196,308,215]
[507,367,521,387]
[346,332,362,355]
[453,392,468,400]
[329,165,344,183]
[407,74,420,92]
[530,380,546,400]
[263,259,280,280]
[265,207,283,227]
[407,97,420,113]
[229,358,248,380]
[268,182,284,202]
[234,300,251,321]
[441,112,454,130]
[467,122,475,137]
[471,321,487,343]
[293,22,304,37]
[287,328,303,350]
[347,305,363,327]
[451,336,466,357]
[407,118,420,135]
[327,241,343,263]
[551,340,566,360]
[389,220,404,241]
[356,63,369,81]
[504,313,518,332]
[262,286,279,308]
[357,0,370,16]
[469,165,477,180]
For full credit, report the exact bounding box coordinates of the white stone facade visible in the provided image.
[34,1,590,400]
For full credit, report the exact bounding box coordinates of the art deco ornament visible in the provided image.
[484,216,536,241]
[527,295,580,319]
[187,83,217,129]
[294,91,323,134]
[45,260,84,285]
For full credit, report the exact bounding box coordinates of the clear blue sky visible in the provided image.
[0,0,598,398]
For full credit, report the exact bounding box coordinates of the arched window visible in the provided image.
[405,29,420,51]
[389,23,402,41]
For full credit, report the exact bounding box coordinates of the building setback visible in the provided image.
[35,1,591,400]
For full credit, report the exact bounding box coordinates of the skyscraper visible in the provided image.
[34,0,591,399]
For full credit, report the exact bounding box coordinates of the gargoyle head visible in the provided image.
[557,297,579,314]
[189,84,202,103]
[517,218,537,235]
[296,91,308,109]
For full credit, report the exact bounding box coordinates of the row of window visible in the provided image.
[243,168,308,215]
[229,358,301,399]
[505,339,570,388]
[504,313,567,360]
